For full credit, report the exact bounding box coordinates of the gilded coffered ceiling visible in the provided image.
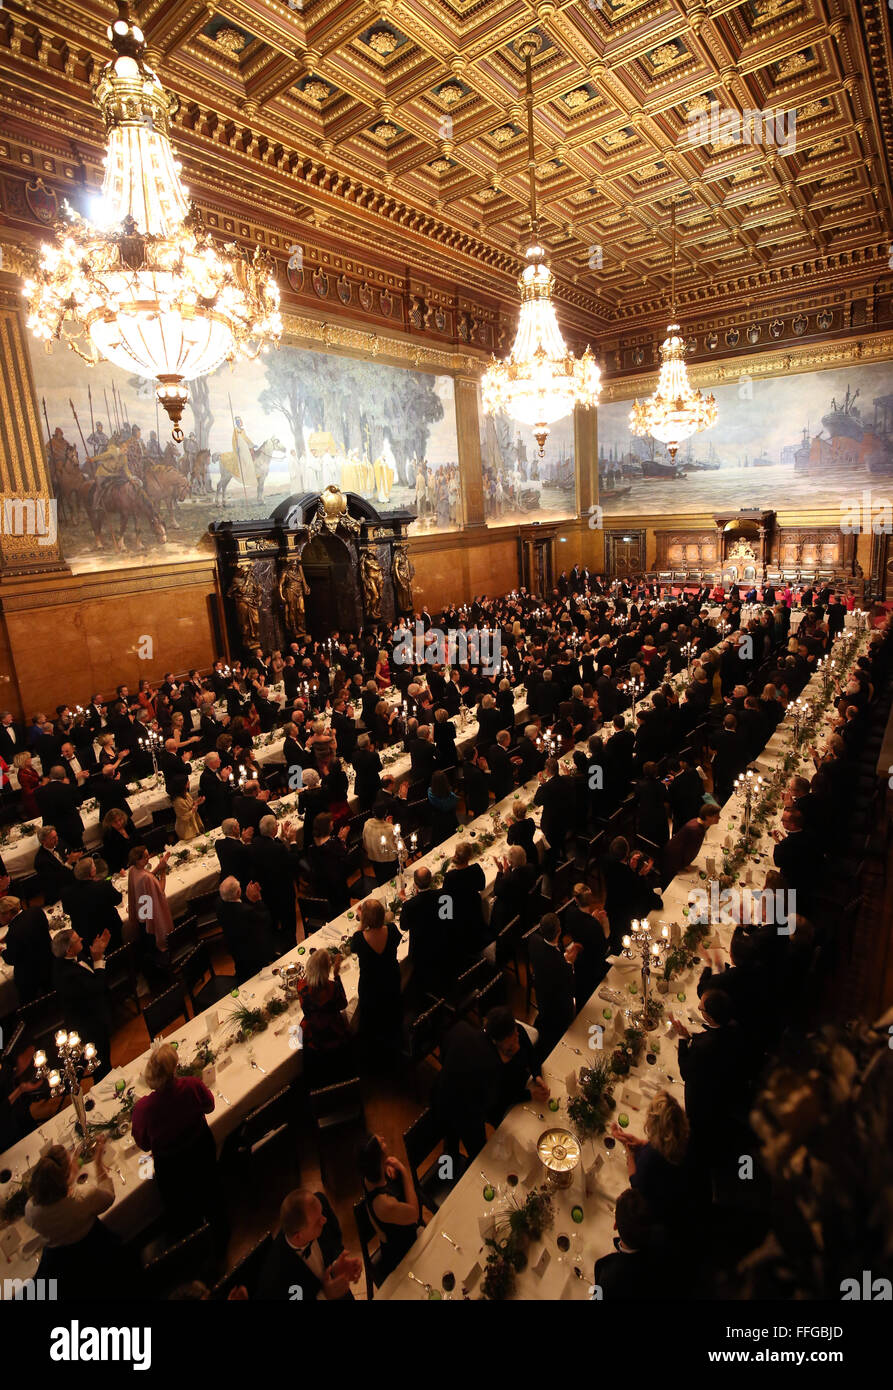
[1,0,892,339]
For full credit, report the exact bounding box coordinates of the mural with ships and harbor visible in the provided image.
[596,359,893,514]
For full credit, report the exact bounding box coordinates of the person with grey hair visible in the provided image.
[515,723,546,782]
[215,876,276,982]
[491,843,538,933]
[33,825,81,904]
[215,817,254,887]
[351,731,382,810]
[250,813,300,942]
[232,776,269,833]
[198,750,233,829]
[61,854,123,951]
[36,768,85,852]
[298,767,330,844]
[52,925,113,1081]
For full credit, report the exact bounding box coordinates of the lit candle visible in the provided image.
[622,935,631,949]
[34,1049,46,1070]
[47,1070,61,1090]
[68,1032,80,1050]
[84,1043,96,1061]
[55,1029,67,1048]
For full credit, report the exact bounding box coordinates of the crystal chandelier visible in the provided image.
[629,202,716,459]
[480,37,600,456]
[23,2,282,440]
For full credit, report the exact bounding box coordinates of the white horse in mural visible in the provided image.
[214,436,285,505]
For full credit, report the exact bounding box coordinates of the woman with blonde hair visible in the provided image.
[374,647,392,691]
[132,1043,220,1236]
[350,897,402,1065]
[97,731,126,772]
[307,717,336,774]
[296,946,353,1084]
[13,748,41,818]
[25,1137,132,1293]
[611,1089,697,1226]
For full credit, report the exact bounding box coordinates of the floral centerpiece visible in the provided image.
[481,1185,555,1299]
[567,1060,616,1139]
[610,1024,646,1077]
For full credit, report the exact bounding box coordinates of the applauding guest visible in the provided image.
[257,1187,362,1301]
[132,1044,222,1238]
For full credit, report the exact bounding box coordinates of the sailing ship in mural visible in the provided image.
[478,397,576,524]
[597,359,893,513]
[28,341,463,571]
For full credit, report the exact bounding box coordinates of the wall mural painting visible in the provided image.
[28,339,463,571]
[478,391,577,526]
[596,359,893,515]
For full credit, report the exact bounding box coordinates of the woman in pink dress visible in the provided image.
[126,844,174,952]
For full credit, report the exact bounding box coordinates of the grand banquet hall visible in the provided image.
[0,0,891,1339]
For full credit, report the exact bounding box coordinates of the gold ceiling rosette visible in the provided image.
[23,1,281,439]
[480,36,601,456]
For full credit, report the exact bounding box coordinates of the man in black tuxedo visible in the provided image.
[250,815,300,941]
[771,807,820,903]
[0,712,25,765]
[527,913,578,1064]
[593,1189,660,1300]
[330,699,357,763]
[57,741,91,798]
[351,734,382,811]
[534,759,572,872]
[603,717,635,805]
[30,717,60,773]
[532,668,561,722]
[257,1188,362,1301]
[486,731,514,801]
[403,865,456,1004]
[600,837,662,948]
[408,726,437,787]
[461,745,491,819]
[216,877,277,982]
[198,753,233,830]
[0,890,53,1005]
[61,858,123,950]
[436,1008,549,1165]
[216,818,255,888]
[51,926,113,1081]
[159,739,192,794]
[231,779,269,833]
[33,826,80,904]
[514,724,545,783]
[490,844,538,932]
[93,764,133,821]
[671,989,751,1165]
[36,769,85,851]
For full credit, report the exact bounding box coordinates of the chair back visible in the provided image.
[140,1220,214,1297]
[352,1198,384,1299]
[143,983,188,1042]
[211,1233,273,1300]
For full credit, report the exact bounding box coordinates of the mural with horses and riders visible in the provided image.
[27,338,464,571]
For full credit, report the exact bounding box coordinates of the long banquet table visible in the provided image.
[0,629,866,1287]
[374,631,869,1300]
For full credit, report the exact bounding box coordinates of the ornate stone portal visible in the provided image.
[209,486,415,656]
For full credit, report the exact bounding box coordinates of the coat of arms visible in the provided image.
[287,264,304,293]
[25,177,58,224]
[312,267,330,298]
[380,288,394,316]
[360,282,374,312]
[337,274,352,305]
